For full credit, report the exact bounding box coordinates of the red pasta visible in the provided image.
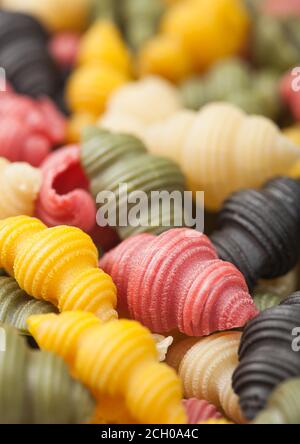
[183,399,222,424]
[0,90,66,166]
[280,70,300,122]
[100,228,258,336]
[35,145,96,232]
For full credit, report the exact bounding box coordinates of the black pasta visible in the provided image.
[232,292,300,420]
[0,10,60,97]
[211,177,300,289]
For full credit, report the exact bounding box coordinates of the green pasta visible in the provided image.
[253,292,284,312]
[180,58,280,119]
[0,323,95,424]
[81,127,186,239]
[121,0,165,50]
[254,379,300,424]
[0,276,57,334]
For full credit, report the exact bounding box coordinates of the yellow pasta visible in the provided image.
[0,216,117,321]
[1,0,92,32]
[166,331,245,423]
[77,20,132,77]
[0,158,41,219]
[28,311,187,424]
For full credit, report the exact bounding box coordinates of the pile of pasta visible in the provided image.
[2,0,300,426]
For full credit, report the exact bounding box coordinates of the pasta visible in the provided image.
[0,10,60,97]
[180,58,281,119]
[180,103,300,210]
[27,311,187,424]
[0,323,95,424]
[0,216,117,321]
[166,331,245,423]
[232,293,300,420]
[0,89,66,166]
[0,276,57,333]
[35,145,97,232]
[252,14,300,72]
[211,177,300,289]
[254,378,300,425]
[121,0,165,50]
[1,0,92,32]
[183,398,222,424]
[102,76,182,126]
[100,228,258,336]
[137,0,249,81]
[66,20,131,127]
[81,127,186,239]
[0,158,41,219]
[253,267,299,311]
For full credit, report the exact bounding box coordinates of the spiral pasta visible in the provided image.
[183,398,222,424]
[0,276,57,333]
[232,293,300,420]
[28,311,187,424]
[0,158,41,219]
[81,127,186,239]
[100,228,258,336]
[35,145,96,232]
[211,177,300,289]
[0,216,117,321]
[254,378,300,424]
[166,331,245,423]
[0,323,95,424]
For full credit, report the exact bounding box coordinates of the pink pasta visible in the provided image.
[0,90,66,166]
[100,228,258,336]
[183,399,222,424]
[35,145,96,232]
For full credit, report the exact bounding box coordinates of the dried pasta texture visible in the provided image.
[0,323,95,424]
[0,216,117,322]
[211,177,300,289]
[0,276,57,333]
[232,293,300,420]
[35,145,96,232]
[81,127,186,239]
[143,103,300,211]
[0,158,41,219]
[166,331,245,423]
[28,311,187,424]
[100,228,258,336]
